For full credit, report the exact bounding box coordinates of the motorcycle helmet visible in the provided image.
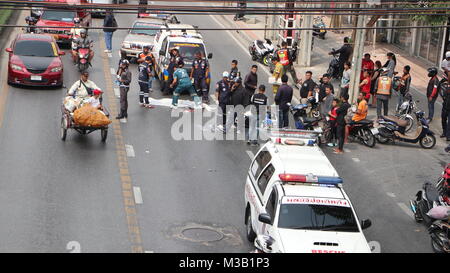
[222,71,229,78]
[446,51,450,59]
[79,28,87,36]
[427,67,438,77]
[74,17,81,24]
[233,77,242,83]
[121,59,130,66]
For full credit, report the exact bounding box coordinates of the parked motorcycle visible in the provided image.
[428,219,450,253]
[410,181,448,227]
[395,93,417,133]
[249,39,274,66]
[76,45,91,73]
[327,49,340,80]
[347,119,377,148]
[375,110,436,149]
[312,16,326,39]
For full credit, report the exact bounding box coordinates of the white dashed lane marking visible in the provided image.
[133,186,143,205]
[246,150,254,160]
[397,202,415,219]
[125,144,135,158]
[352,158,360,162]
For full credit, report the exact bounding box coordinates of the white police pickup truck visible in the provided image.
[245,130,372,253]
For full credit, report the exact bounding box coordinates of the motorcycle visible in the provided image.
[410,181,448,227]
[347,119,377,148]
[395,93,417,133]
[327,49,340,80]
[76,45,91,73]
[312,16,326,39]
[436,164,450,204]
[249,39,274,66]
[428,219,450,253]
[375,110,436,149]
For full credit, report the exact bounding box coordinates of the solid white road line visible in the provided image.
[133,186,143,205]
[386,192,396,198]
[125,144,135,158]
[397,202,414,219]
[246,150,254,160]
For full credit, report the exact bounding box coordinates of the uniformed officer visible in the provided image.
[163,48,183,95]
[170,60,201,109]
[248,84,268,145]
[190,51,210,103]
[215,71,232,129]
[116,59,132,119]
[229,60,240,82]
[138,56,154,108]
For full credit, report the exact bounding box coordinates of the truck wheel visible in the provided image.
[246,209,256,242]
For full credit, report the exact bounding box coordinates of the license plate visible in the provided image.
[370,128,379,135]
[31,75,42,81]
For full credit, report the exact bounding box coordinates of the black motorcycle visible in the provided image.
[327,49,340,80]
[312,16,326,39]
[410,181,448,227]
[347,119,377,148]
[249,39,274,66]
[375,110,436,149]
[428,220,450,253]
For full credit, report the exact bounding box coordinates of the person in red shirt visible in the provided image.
[361,53,374,81]
[359,70,371,100]
[327,98,339,147]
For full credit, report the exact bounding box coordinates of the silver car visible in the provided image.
[120,19,164,60]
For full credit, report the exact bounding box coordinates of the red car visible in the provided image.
[6,33,65,87]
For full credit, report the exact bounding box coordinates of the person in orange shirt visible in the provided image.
[345,92,368,142]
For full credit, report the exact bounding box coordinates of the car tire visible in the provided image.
[246,208,257,242]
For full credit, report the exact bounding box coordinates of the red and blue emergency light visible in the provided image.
[279,174,343,185]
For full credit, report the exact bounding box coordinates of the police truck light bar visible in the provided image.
[279,174,343,185]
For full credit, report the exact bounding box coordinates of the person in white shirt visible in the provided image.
[85,89,103,110]
[67,71,100,99]
[441,51,450,79]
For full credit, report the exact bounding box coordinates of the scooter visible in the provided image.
[327,49,340,80]
[375,110,436,149]
[395,92,417,133]
[249,39,274,66]
[288,101,322,132]
[76,45,91,73]
[347,119,377,148]
[410,181,448,227]
[428,220,450,253]
[312,16,326,39]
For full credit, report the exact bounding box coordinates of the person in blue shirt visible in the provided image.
[170,60,201,109]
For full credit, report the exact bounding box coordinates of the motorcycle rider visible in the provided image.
[138,56,154,108]
[426,67,440,123]
[374,68,392,118]
[170,60,201,109]
[329,37,353,78]
[234,0,246,21]
[215,72,232,130]
[71,28,94,65]
[345,92,368,142]
[24,16,37,33]
[190,51,210,103]
[116,59,132,119]
[275,41,299,85]
[67,71,100,99]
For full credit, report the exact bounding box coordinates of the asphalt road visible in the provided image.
[0,1,447,253]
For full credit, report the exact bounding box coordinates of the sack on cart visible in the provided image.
[73,105,111,127]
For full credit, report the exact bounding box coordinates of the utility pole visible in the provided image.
[348,2,368,104]
[298,2,313,67]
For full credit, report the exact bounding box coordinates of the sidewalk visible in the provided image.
[214,12,447,141]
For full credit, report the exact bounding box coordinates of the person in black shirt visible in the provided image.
[215,71,232,129]
[334,93,351,154]
[298,71,316,101]
[441,84,450,140]
[163,48,183,95]
[275,75,293,128]
[317,74,334,102]
[248,85,268,145]
[137,56,154,108]
[244,65,258,106]
[229,60,240,82]
[329,37,353,78]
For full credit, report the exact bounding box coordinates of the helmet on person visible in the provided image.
[74,17,81,24]
[427,67,438,77]
[446,51,450,58]
[79,28,87,36]
[121,59,130,66]
[222,71,229,78]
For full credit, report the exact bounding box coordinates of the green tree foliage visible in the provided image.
[409,1,449,25]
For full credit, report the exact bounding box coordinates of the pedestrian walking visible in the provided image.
[215,72,232,130]
[271,57,283,95]
[397,65,411,110]
[248,85,268,145]
[370,60,382,107]
[190,51,210,103]
[340,62,352,98]
[374,68,392,118]
[138,56,154,108]
[426,67,440,122]
[103,9,117,53]
[383,52,396,78]
[243,65,258,106]
[334,93,351,154]
[116,59,132,119]
[441,84,450,141]
[170,60,201,109]
[329,37,353,78]
[298,71,316,103]
[275,75,293,128]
